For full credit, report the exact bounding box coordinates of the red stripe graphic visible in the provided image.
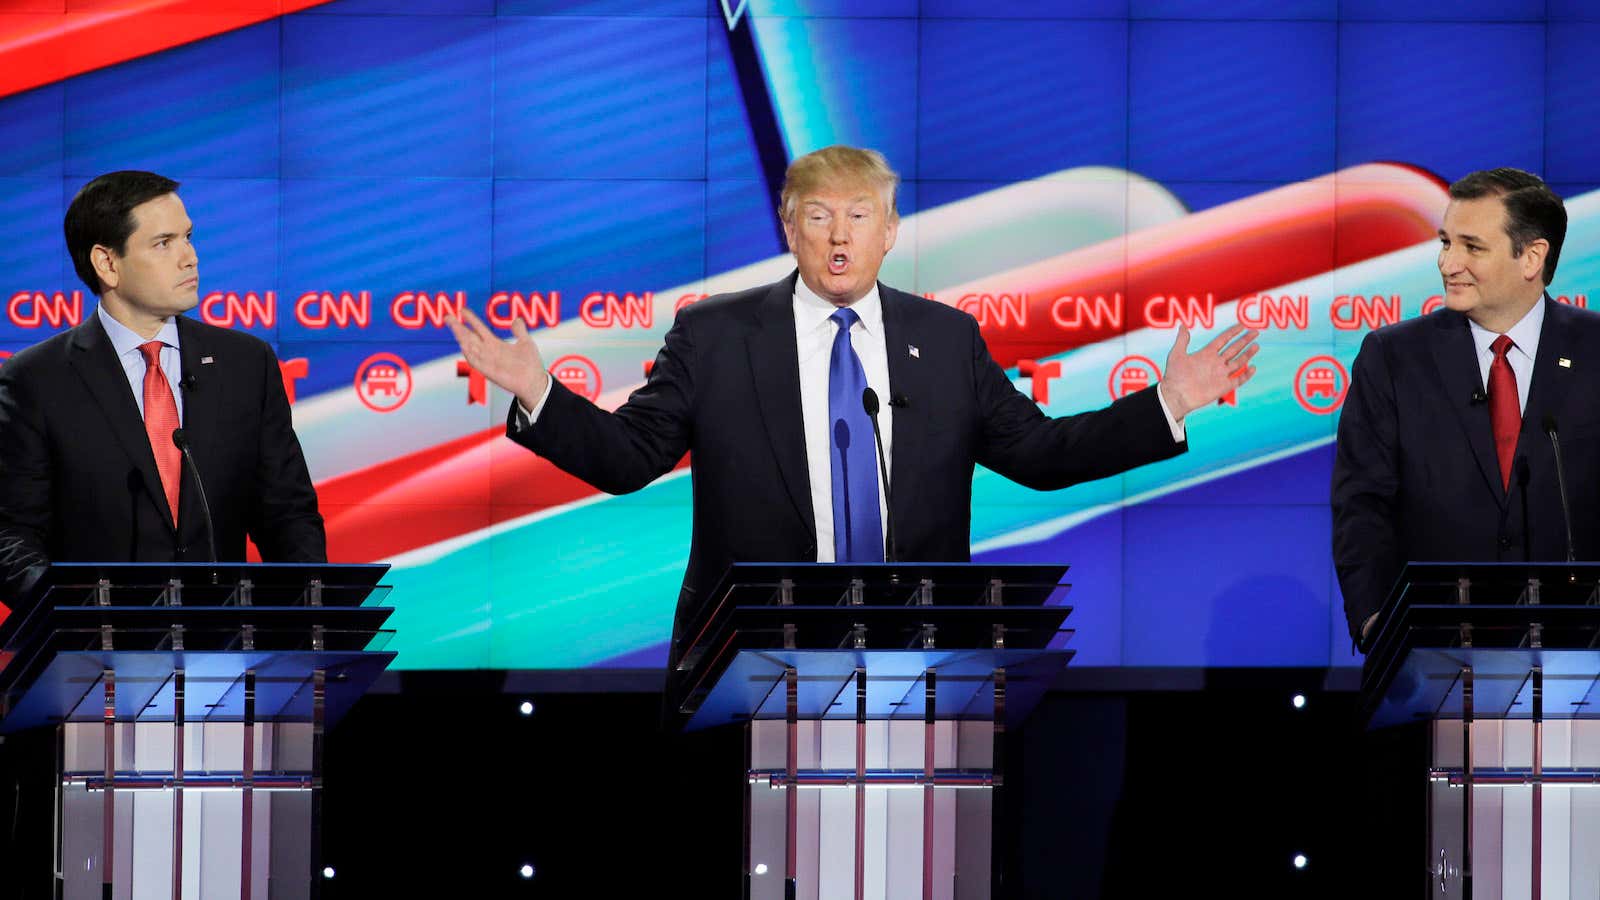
[0,0,335,99]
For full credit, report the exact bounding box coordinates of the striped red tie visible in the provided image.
[139,341,182,524]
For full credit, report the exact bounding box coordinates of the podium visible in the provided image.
[0,562,395,900]
[1362,562,1600,899]
[674,563,1074,900]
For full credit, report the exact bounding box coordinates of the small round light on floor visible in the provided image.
[754,863,769,876]
[1291,693,1306,710]
[1293,854,1308,870]
[520,864,535,879]
[519,700,534,716]
[322,866,335,880]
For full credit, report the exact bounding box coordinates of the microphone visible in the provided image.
[832,419,854,561]
[1543,415,1577,564]
[180,373,198,392]
[889,393,910,409]
[861,388,896,563]
[170,429,218,581]
[1470,389,1487,405]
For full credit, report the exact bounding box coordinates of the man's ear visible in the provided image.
[781,216,797,255]
[90,244,119,293]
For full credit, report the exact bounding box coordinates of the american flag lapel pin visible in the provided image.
[1559,357,1572,368]
[201,356,214,365]
[908,344,920,359]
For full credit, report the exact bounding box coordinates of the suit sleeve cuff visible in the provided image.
[512,379,554,433]
[1155,383,1187,443]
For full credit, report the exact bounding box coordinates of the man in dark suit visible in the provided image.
[450,145,1257,678]
[0,170,326,608]
[1333,168,1593,650]
[0,171,325,897]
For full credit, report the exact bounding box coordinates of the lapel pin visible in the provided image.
[1559,357,1572,368]
[908,344,920,359]
[201,356,214,365]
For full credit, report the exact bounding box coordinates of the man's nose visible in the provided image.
[1438,245,1460,273]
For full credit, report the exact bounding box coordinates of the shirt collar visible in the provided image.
[97,303,182,358]
[792,274,883,336]
[1468,295,1544,363]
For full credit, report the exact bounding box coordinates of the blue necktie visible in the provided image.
[827,308,883,563]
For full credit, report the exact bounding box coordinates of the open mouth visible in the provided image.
[828,252,849,275]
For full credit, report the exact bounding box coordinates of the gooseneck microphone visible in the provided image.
[170,428,219,581]
[1542,415,1577,564]
[861,388,896,563]
[833,419,854,560]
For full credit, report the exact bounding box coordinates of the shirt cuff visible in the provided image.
[512,378,554,432]
[1155,383,1186,443]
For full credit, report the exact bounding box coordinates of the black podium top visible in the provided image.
[675,562,1073,726]
[0,562,394,731]
[1361,562,1600,728]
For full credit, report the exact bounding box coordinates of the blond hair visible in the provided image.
[779,146,900,224]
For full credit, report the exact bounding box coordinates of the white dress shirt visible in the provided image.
[97,304,184,423]
[1468,297,1543,414]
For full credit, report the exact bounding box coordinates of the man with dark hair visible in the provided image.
[0,171,325,898]
[0,170,326,606]
[1333,167,1594,647]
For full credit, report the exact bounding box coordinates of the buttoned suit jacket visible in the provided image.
[1333,296,1600,648]
[511,272,1185,674]
[0,312,326,607]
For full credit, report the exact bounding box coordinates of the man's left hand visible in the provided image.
[1160,323,1260,420]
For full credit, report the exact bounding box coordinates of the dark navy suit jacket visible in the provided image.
[0,313,326,606]
[1333,296,1600,648]
[511,272,1185,674]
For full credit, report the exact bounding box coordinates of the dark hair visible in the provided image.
[1448,168,1567,285]
[63,171,181,295]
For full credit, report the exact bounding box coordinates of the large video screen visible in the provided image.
[1,0,1595,670]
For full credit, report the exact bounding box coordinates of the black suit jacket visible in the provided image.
[1333,296,1600,648]
[0,312,326,605]
[511,273,1185,668]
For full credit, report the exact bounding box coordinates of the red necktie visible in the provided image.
[1488,334,1520,490]
[139,341,182,524]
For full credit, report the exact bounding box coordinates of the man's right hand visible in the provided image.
[446,307,549,412]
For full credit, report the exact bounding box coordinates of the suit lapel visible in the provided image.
[1428,310,1506,505]
[746,275,816,539]
[66,314,173,529]
[1520,295,1574,448]
[880,284,927,542]
[175,317,222,533]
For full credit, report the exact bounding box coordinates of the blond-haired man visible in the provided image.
[450,145,1255,695]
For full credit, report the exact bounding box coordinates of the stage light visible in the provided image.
[755,863,769,876]
[519,700,534,716]
[1293,854,1308,869]
[520,864,535,879]
[1291,693,1306,709]
[322,867,335,879]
